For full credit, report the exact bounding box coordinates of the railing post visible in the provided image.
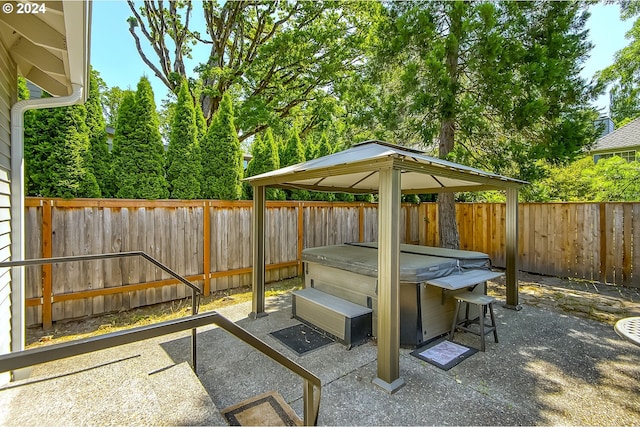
[191,288,197,375]
[303,378,320,426]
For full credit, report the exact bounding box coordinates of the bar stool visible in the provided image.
[449,291,498,351]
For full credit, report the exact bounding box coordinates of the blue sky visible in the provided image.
[91,1,633,114]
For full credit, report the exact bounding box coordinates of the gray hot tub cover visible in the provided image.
[302,244,460,283]
[346,242,491,269]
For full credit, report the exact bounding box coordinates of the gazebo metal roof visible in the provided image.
[245,140,526,193]
[247,140,524,394]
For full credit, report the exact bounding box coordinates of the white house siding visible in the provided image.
[0,40,16,385]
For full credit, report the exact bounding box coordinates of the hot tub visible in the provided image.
[301,243,499,347]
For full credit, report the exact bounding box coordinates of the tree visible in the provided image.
[112,77,168,199]
[195,102,207,144]
[376,1,597,247]
[527,157,594,202]
[25,102,100,199]
[200,93,243,200]
[597,3,640,125]
[167,79,202,199]
[101,85,128,129]
[281,126,306,168]
[584,156,640,201]
[244,129,285,200]
[86,68,113,197]
[311,133,336,201]
[126,1,383,142]
[280,125,310,200]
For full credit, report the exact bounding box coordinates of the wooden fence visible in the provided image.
[23,198,639,327]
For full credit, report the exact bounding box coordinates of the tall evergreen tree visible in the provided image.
[281,126,306,167]
[86,68,113,197]
[311,133,336,201]
[112,77,168,199]
[598,3,640,125]
[195,104,207,145]
[281,126,310,200]
[377,1,597,247]
[167,79,201,199]
[244,129,285,200]
[25,101,100,198]
[111,91,136,197]
[200,93,243,200]
[304,137,317,163]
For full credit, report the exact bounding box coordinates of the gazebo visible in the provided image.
[244,140,526,393]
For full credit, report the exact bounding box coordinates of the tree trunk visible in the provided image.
[438,119,460,249]
[437,3,464,249]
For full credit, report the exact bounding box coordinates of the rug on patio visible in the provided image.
[270,323,335,356]
[221,391,302,426]
[410,338,477,371]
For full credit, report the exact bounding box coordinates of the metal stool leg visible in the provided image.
[489,302,498,343]
[450,299,462,340]
[478,303,485,352]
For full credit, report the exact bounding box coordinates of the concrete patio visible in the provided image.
[1,279,640,426]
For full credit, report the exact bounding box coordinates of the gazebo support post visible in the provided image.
[504,187,521,310]
[250,185,267,319]
[372,167,406,394]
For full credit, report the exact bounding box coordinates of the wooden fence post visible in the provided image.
[42,199,53,329]
[203,201,211,296]
[623,203,632,285]
[599,203,607,283]
[358,204,364,242]
[405,205,411,244]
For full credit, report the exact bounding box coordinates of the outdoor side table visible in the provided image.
[615,317,640,347]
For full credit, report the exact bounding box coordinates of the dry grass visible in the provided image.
[26,277,303,349]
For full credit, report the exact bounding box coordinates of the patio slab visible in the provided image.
[1,288,639,426]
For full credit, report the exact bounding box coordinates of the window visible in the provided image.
[593,150,637,163]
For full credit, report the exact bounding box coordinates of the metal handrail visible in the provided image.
[0,311,322,425]
[1,253,321,424]
[0,252,202,371]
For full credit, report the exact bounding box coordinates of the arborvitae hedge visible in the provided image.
[112,77,168,199]
[167,80,202,199]
[200,93,243,200]
[281,127,309,200]
[86,68,113,196]
[244,129,285,200]
[29,103,100,198]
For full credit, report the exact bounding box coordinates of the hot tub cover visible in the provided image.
[347,242,490,269]
[302,244,459,283]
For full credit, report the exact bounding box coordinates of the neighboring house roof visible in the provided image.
[591,117,640,153]
[0,1,91,99]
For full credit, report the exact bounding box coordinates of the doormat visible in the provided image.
[270,323,335,356]
[410,339,477,371]
[221,391,302,426]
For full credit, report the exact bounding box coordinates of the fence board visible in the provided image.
[25,206,42,325]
